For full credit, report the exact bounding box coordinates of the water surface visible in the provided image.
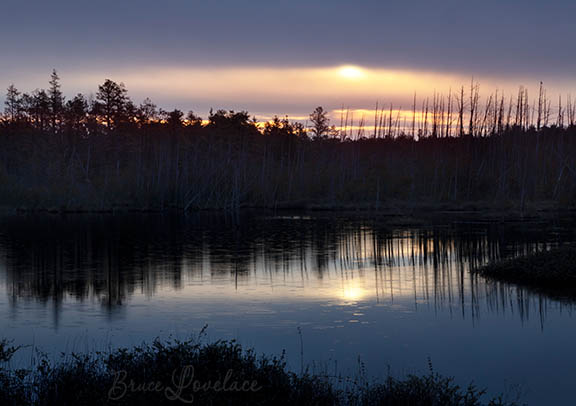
[1,213,575,405]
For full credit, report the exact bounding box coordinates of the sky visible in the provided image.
[1,0,575,121]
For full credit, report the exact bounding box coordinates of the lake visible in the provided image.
[1,212,575,405]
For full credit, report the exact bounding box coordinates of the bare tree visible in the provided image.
[137,98,158,124]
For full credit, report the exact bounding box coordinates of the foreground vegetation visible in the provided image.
[476,246,576,296]
[2,72,576,211]
[0,337,515,406]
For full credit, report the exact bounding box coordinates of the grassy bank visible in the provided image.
[476,246,576,295]
[0,337,515,406]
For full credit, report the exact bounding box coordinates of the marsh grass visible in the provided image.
[476,246,576,297]
[0,336,517,406]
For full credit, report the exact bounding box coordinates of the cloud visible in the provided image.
[1,65,574,120]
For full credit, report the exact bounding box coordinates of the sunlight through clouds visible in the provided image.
[59,65,462,105]
[338,65,365,80]
[18,65,576,119]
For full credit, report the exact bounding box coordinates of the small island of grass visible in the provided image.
[476,246,576,295]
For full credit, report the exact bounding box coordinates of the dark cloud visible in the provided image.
[0,0,574,77]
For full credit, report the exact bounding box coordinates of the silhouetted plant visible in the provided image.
[0,337,516,406]
[94,79,130,131]
[309,106,330,139]
[2,71,576,211]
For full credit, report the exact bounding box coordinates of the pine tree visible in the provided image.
[95,79,129,131]
[4,84,22,122]
[64,94,88,132]
[32,89,51,131]
[309,106,330,139]
[48,69,64,131]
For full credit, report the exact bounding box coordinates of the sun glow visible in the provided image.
[58,65,575,124]
[340,283,367,302]
[338,65,365,80]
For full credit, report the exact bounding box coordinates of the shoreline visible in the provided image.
[1,200,575,218]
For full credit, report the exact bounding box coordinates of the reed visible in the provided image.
[0,336,516,406]
[2,76,576,211]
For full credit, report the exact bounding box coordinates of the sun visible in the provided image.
[338,65,365,79]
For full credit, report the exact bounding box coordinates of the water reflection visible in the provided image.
[0,213,573,327]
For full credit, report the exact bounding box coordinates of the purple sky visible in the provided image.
[1,0,575,119]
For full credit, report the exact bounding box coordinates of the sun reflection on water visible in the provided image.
[339,284,366,302]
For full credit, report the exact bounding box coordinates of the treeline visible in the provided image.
[1,72,576,211]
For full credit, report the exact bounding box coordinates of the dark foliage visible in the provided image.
[2,74,576,211]
[476,246,576,296]
[0,337,515,406]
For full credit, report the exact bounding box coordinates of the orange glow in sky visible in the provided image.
[338,65,365,80]
[14,65,576,122]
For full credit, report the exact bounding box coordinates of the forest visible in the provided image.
[1,71,576,211]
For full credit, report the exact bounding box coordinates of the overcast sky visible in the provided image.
[1,0,575,118]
